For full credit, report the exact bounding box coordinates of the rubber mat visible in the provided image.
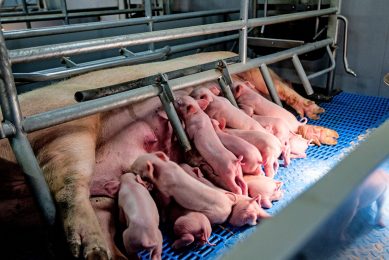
[139,92,389,260]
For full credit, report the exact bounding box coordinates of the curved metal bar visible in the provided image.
[337,15,357,77]
[307,45,335,79]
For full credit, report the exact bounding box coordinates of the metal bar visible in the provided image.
[9,7,337,64]
[292,54,314,96]
[158,75,191,152]
[260,0,268,34]
[21,39,332,133]
[314,0,322,35]
[61,0,69,24]
[224,119,389,260]
[20,0,32,28]
[0,31,56,225]
[145,0,155,51]
[247,37,304,48]
[14,34,241,82]
[326,0,340,95]
[239,0,249,64]
[0,120,16,139]
[251,0,256,18]
[260,64,283,107]
[217,60,239,108]
[337,15,357,77]
[4,9,239,40]
[0,7,163,23]
[307,45,335,79]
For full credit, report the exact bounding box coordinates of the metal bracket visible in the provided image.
[0,120,16,139]
[216,60,239,108]
[61,56,77,68]
[156,73,191,152]
[119,47,135,58]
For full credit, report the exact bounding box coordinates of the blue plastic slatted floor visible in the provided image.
[139,92,389,260]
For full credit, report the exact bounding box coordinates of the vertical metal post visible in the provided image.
[260,0,268,34]
[251,0,257,18]
[145,0,155,51]
[292,54,314,96]
[239,0,249,64]
[260,64,283,107]
[326,0,340,95]
[314,0,322,35]
[21,0,32,28]
[0,30,56,226]
[61,0,69,24]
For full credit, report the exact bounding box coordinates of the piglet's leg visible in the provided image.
[172,233,195,249]
[36,125,109,260]
[91,197,127,260]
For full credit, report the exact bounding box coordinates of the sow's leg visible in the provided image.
[35,121,109,259]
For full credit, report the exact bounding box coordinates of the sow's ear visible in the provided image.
[196,99,209,111]
[154,151,169,161]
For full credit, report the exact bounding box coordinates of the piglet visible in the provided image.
[175,95,247,195]
[190,85,266,132]
[118,172,162,260]
[169,204,213,249]
[180,163,271,226]
[289,133,311,159]
[131,152,236,224]
[210,119,263,175]
[243,175,283,208]
[224,128,282,178]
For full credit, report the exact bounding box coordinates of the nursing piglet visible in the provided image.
[169,204,213,249]
[118,172,162,260]
[175,95,247,195]
[180,163,271,226]
[232,80,338,146]
[131,152,236,224]
[190,85,266,132]
[224,128,282,178]
[210,119,263,175]
[243,175,283,209]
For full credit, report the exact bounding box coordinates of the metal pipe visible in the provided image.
[314,0,322,35]
[144,0,155,51]
[260,64,283,107]
[4,8,239,40]
[61,0,69,24]
[0,7,163,23]
[239,0,249,64]
[307,45,335,79]
[13,35,239,82]
[251,0,257,18]
[260,0,268,34]
[0,31,56,226]
[21,38,332,133]
[292,54,314,96]
[20,0,32,28]
[218,77,239,107]
[9,7,337,64]
[337,15,357,77]
[0,120,16,139]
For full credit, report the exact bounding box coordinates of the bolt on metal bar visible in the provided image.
[157,74,191,152]
[21,38,332,133]
[292,54,314,96]
[307,45,335,80]
[239,0,249,64]
[4,8,239,40]
[145,0,155,51]
[260,64,283,107]
[0,31,56,226]
[8,7,337,64]
[0,119,16,139]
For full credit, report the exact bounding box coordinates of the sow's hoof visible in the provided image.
[287,97,325,120]
[297,125,339,146]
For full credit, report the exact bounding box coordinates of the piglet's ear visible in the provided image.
[135,175,153,190]
[209,86,220,96]
[155,151,169,161]
[219,118,226,130]
[157,110,168,120]
[146,160,154,177]
[192,167,203,178]
[200,93,213,103]
[196,99,209,111]
[234,84,244,98]
[250,194,261,204]
[275,181,283,190]
[244,81,256,89]
[186,104,197,115]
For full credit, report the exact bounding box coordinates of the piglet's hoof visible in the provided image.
[297,125,339,146]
